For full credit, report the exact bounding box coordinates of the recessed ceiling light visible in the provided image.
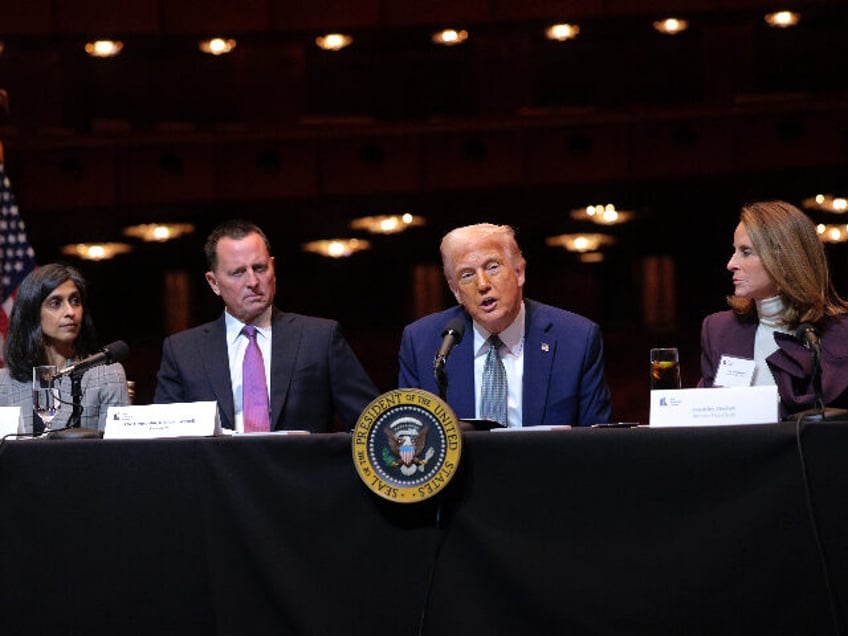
[653,18,688,35]
[432,29,468,46]
[570,204,634,225]
[199,38,236,55]
[61,242,133,260]
[315,34,353,51]
[816,224,848,244]
[123,223,196,242]
[545,233,615,253]
[802,194,848,214]
[302,238,370,258]
[84,40,123,58]
[349,213,425,234]
[545,24,580,42]
[765,11,800,28]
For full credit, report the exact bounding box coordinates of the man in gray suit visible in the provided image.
[154,219,379,433]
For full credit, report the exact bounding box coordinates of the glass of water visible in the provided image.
[33,365,60,434]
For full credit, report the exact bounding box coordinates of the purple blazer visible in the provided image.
[699,310,848,418]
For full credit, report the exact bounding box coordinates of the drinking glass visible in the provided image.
[650,348,682,390]
[33,365,60,433]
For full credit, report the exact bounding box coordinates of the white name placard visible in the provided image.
[104,401,221,439]
[649,385,779,427]
[0,406,23,437]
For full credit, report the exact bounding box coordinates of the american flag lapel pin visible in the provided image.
[541,342,550,352]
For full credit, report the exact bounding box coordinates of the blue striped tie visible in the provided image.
[481,335,507,426]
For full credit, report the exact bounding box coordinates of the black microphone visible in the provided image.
[433,318,465,370]
[55,340,130,377]
[794,322,826,417]
[795,323,820,352]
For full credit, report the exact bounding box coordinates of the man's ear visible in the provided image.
[515,261,526,288]
[205,271,221,297]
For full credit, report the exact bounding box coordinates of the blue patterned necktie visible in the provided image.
[481,335,507,426]
[242,325,270,432]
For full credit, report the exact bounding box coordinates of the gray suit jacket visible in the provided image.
[153,308,379,432]
[0,363,129,434]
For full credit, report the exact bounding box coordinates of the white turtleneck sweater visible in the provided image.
[753,295,791,386]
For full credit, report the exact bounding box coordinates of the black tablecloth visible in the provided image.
[1,422,846,635]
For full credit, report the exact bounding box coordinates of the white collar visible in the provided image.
[473,302,525,356]
[756,295,786,329]
[225,312,269,344]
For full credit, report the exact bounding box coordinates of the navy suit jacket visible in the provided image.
[398,299,612,427]
[154,307,379,432]
[699,310,848,418]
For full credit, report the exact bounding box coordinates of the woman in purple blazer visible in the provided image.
[699,200,848,420]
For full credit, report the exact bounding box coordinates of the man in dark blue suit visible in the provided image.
[154,219,379,433]
[399,223,612,427]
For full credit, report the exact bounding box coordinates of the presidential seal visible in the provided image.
[352,388,462,503]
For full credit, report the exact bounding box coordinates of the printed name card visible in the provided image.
[104,401,220,439]
[714,355,756,387]
[649,386,779,427]
[0,407,22,437]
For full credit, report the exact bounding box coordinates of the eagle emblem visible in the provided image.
[382,417,435,476]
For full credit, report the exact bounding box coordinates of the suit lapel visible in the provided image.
[201,316,236,428]
[448,333,476,418]
[522,301,554,427]
[269,310,299,426]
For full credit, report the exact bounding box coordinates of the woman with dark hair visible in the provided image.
[698,200,848,419]
[0,262,129,434]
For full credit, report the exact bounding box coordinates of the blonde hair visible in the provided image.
[440,223,526,284]
[728,200,848,326]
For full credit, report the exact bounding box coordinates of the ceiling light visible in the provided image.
[84,40,123,58]
[816,224,848,244]
[802,194,848,214]
[570,204,634,225]
[302,238,371,258]
[61,242,133,261]
[199,38,236,55]
[545,24,580,42]
[349,213,426,234]
[653,18,688,35]
[315,34,353,51]
[432,29,468,46]
[123,223,196,242]
[545,233,615,253]
[765,11,800,28]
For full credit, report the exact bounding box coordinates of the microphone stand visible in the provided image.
[791,341,848,423]
[433,358,448,401]
[47,369,103,439]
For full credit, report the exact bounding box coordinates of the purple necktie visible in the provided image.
[242,325,270,432]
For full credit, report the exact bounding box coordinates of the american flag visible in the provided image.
[0,159,37,360]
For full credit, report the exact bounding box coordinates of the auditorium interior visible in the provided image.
[1,0,846,424]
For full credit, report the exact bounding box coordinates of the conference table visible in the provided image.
[1,421,847,635]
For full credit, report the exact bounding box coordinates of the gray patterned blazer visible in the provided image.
[0,362,130,434]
